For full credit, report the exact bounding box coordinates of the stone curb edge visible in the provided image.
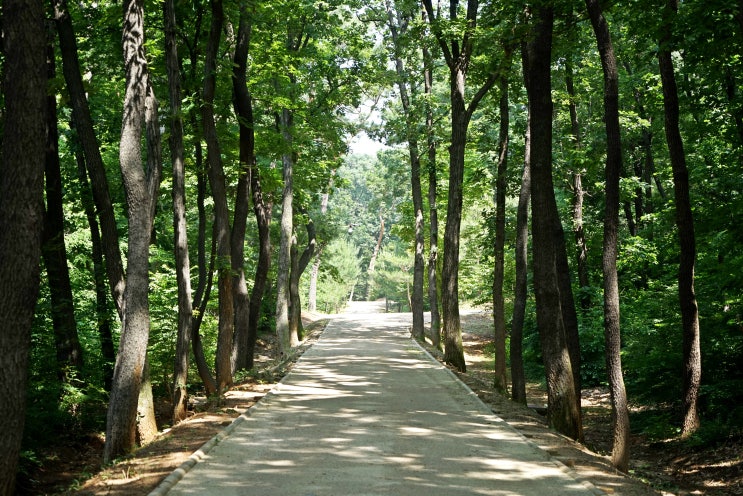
[409,336,607,496]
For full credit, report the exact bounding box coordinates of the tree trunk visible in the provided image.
[202,0,233,393]
[290,219,316,341]
[423,43,441,349]
[230,4,256,373]
[586,0,631,471]
[565,56,591,310]
[104,0,162,463]
[657,0,702,437]
[136,357,158,446]
[276,108,295,354]
[385,5,426,342]
[308,249,322,313]
[74,146,115,391]
[492,47,512,394]
[165,0,193,423]
[53,0,125,318]
[525,4,581,441]
[0,0,46,490]
[366,215,385,300]
[511,47,530,405]
[43,44,84,380]
[231,3,270,370]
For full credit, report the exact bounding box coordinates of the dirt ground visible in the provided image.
[21,311,742,495]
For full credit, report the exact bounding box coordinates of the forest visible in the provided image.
[0,0,742,493]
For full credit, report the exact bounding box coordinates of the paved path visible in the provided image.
[154,304,602,495]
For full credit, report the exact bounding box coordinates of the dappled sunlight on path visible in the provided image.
[155,303,602,495]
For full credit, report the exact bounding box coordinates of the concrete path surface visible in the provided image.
[153,303,603,495]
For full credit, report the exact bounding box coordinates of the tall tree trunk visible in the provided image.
[492,48,511,393]
[423,0,496,372]
[74,145,115,391]
[0,0,46,490]
[43,43,84,380]
[276,107,295,354]
[525,4,581,440]
[165,0,193,423]
[104,0,162,463]
[308,247,323,313]
[423,43,441,349]
[232,2,270,370]
[586,0,631,471]
[385,4,425,341]
[202,0,233,393]
[657,0,702,437]
[366,215,385,300]
[53,0,125,318]
[230,3,256,373]
[511,46,530,405]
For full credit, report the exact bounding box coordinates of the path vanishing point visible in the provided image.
[150,301,604,496]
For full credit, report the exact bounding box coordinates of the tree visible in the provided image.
[657,0,702,437]
[201,0,234,393]
[525,3,582,440]
[422,0,498,372]
[0,0,47,491]
[164,0,193,424]
[492,44,514,394]
[104,0,162,462]
[585,0,631,471]
[382,0,426,342]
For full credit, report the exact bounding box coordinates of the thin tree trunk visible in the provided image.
[230,3,256,373]
[565,56,591,310]
[74,145,115,391]
[43,43,84,380]
[586,0,631,471]
[366,215,385,300]
[423,43,441,349]
[202,0,233,393]
[104,0,162,462]
[165,0,193,423]
[290,219,316,340]
[526,4,581,440]
[385,4,425,341]
[658,0,702,437]
[276,108,295,354]
[53,0,125,318]
[308,249,322,313]
[492,48,511,393]
[511,46,530,405]
[0,0,46,489]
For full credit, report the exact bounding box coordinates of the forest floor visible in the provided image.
[20,310,742,495]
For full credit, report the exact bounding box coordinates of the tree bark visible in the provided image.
[525,4,581,440]
[165,0,193,423]
[492,46,512,394]
[290,219,316,340]
[423,43,441,349]
[276,108,295,354]
[53,0,125,318]
[104,0,162,462]
[657,0,702,437]
[511,46,530,405]
[43,43,84,380]
[0,0,46,490]
[385,4,425,342]
[586,0,631,471]
[230,3,255,374]
[202,0,234,393]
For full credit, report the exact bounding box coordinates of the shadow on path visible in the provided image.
[153,303,602,495]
